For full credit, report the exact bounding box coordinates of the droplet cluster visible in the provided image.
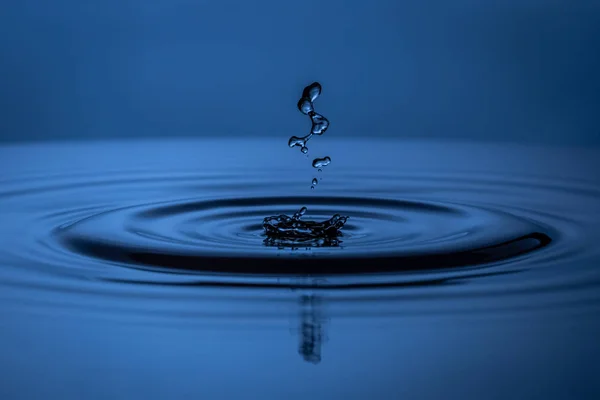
[287,82,332,189]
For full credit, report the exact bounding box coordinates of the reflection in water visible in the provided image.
[263,235,342,250]
[297,295,327,364]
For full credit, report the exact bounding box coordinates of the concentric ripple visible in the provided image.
[55,196,552,276]
[1,139,600,317]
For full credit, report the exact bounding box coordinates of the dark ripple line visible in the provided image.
[102,269,523,290]
[330,276,600,302]
[136,196,462,218]
[0,174,292,198]
[63,232,551,276]
[7,292,599,322]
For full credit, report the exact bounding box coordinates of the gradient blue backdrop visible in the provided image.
[2,3,600,399]
[1,0,599,145]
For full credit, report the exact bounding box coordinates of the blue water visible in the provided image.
[1,138,599,398]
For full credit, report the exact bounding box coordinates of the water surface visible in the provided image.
[1,138,599,399]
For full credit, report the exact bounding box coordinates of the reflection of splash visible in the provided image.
[297,295,327,364]
[263,236,342,249]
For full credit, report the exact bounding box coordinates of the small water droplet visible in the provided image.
[310,186,314,190]
[288,136,302,148]
[312,178,318,186]
[318,168,322,173]
[303,82,322,102]
[298,97,314,115]
[301,146,308,154]
[310,113,329,135]
[312,157,331,169]
[292,206,307,220]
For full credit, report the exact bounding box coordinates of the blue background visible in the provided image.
[1,0,599,145]
[2,2,600,399]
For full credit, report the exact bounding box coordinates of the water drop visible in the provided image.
[310,113,329,135]
[288,136,302,148]
[302,82,322,102]
[312,178,318,186]
[318,169,322,172]
[298,97,314,115]
[312,157,331,169]
[292,206,307,220]
[301,146,308,154]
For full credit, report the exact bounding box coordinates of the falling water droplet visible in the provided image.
[318,169,322,172]
[298,97,314,115]
[288,83,328,153]
[289,134,314,152]
[289,136,305,148]
[292,206,307,220]
[302,82,322,102]
[312,178,318,186]
[310,113,329,135]
[312,157,331,169]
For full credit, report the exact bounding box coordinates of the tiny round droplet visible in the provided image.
[301,146,308,154]
[312,178,318,186]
